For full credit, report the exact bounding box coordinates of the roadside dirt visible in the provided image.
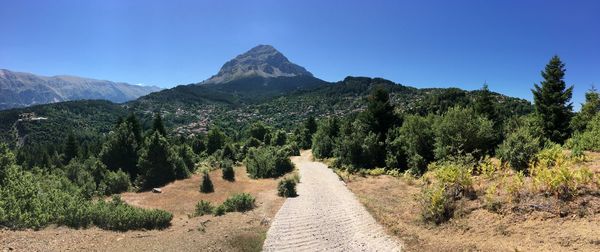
[263,150,402,251]
[0,166,284,252]
[346,159,600,252]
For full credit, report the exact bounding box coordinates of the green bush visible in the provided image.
[420,162,474,224]
[280,143,300,157]
[497,127,541,172]
[420,185,454,224]
[566,114,600,151]
[277,177,297,197]
[222,193,255,212]
[103,169,130,195]
[200,172,214,193]
[212,204,226,216]
[221,160,235,181]
[398,115,436,174]
[0,154,171,231]
[245,146,294,178]
[91,196,172,231]
[194,200,214,216]
[434,106,496,160]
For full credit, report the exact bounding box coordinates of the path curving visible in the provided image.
[263,151,402,252]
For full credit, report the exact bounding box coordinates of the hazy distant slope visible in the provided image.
[0,69,162,110]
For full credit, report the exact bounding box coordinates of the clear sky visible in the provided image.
[1,0,599,108]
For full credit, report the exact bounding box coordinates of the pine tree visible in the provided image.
[100,123,140,178]
[63,133,79,164]
[305,116,317,136]
[206,128,225,155]
[474,83,498,122]
[532,55,574,144]
[126,113,143,144]
[152,112,167,136]
[365,86,396,138]
[571,86,600,132]
[138,132,181,188]
[200,171,214,193]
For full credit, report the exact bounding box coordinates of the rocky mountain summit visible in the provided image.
[202,45,313,84]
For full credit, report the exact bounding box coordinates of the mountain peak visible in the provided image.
[203,45,313,84]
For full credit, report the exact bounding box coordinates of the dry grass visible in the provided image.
[0,166,285,252]
[345,152,600,252]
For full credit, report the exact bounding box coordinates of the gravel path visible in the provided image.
[263,152,402,251]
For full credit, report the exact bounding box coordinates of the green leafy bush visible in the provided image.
[245,146,294,178]
[420,185,453,224]
[566,114,600,151]
[200,172,214,193]
[434,106,496,160]
[212,204,226,216]
[0,147,171,231]
[222,193,256,212]
[497,127,541,172]
[91,196,172,231]
[280,143,300,157]
[398,115,436,174]
[277,177,297,197]
[103,169,131,195]
[194,200,214,216]
[420,162,474,224]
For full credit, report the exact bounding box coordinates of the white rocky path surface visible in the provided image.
[263,151,402,252]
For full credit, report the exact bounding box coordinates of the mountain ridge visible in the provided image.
[0,69,162,110]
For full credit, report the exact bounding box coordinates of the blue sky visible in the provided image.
[1,0,599,108]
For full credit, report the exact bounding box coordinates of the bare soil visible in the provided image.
[0,166,284,252]
[345,153,600,252]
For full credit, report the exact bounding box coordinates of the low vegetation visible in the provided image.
[200,171,214,193]
[277,176,299,197]
[245,146,294,178]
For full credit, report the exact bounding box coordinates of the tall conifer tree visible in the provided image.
[532,55,573,144]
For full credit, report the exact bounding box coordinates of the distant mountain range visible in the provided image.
[0,69,162,110]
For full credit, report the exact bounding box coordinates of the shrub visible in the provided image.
[200,172,214,193]
[420,185,453,224]
[277,177,297,197]
[369,168,386,176]
[213,204,226,216]
[222,193,255,212]
[194,200,214,216]
[221,160,235,181]
[484,183,502,212]
[395,114,436,174]
[384,127,407,170]
[177,144,198,173]
[420,162,474,224]
[434,106,496,160]
[91,196,172,231]
[245,146,294,178]
[0,145,172,231]
[497,127,541,172]
[103,169,130,195]
[280,143,300,157]
[477,157,499,179]
[430,162,474,199]
[567,114,600,152]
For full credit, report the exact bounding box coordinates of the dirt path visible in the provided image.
[263,151,402,251]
